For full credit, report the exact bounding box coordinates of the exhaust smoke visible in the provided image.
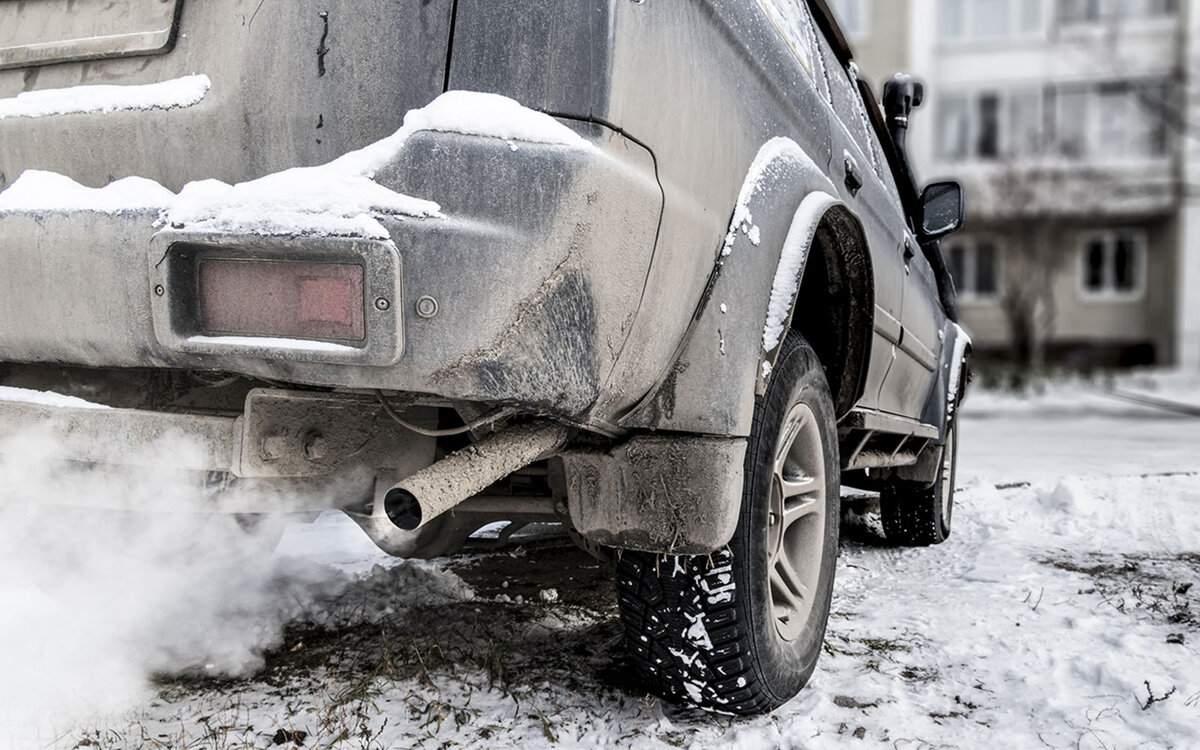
[0,427,346,747]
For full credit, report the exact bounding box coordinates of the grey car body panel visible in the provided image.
[0,0,455,192]
[0,0,955,553]
[448,0,614,120]
[620,157,845,437]
[451,0,859,429]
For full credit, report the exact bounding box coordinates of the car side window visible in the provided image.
[756,0,821,84]
[873,136,901,196]
[856,82,885,176]
[858,81,902,197]
[816,40,877,171]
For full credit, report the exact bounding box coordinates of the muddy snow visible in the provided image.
[1,373,1199,749]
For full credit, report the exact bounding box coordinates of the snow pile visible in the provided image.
[793,472,1200,749]
[297,561,475,630]
[162,90,586,238]
[163,173,440,240]
[965,368,1200,419]
[0,74,211,120]
[1115,369,1200,407]
[0,171,175,213]
[355,89,591,158]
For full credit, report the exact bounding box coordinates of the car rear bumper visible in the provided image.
[0,386,437,512]
[0,104,662,425]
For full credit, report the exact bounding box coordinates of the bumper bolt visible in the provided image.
[303,433,328,461]
[154,285,165,297]
[260,434,287,462]
[415,296,439,319]
[375,297,390,311]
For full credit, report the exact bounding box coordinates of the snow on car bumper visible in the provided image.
[0,94,662,424]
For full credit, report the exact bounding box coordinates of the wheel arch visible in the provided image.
[770,203,875,419]
[618,137,876,436]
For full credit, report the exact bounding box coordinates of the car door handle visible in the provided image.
[843,153,863,196]
[903,240,915,274]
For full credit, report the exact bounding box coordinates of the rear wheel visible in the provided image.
[879,407,959,546]
[616,332,839,714]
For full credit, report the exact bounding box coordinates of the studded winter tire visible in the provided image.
[616,332,840,715]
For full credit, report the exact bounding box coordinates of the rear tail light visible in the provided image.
[198,259,366,342]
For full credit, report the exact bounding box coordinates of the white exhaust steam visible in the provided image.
[0,428,345,747]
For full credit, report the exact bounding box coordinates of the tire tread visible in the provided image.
[615,333,838,716]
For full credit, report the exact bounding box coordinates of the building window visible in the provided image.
[946,238,1001,300]
[1080,230,1143,298]
[936,88,1044,161]
[1055,80,1169,160]
[978,93,1001,157]
[938,0,1046,41]
[1009,89,1043,155]
[937,94,971,160]
[975,0,1011,38]
[1058,0,1176,26]
[828,0,870,38]
[937,79,1168,163]
[940,0,967,38]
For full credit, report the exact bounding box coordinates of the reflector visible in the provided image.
[198,259,366,342]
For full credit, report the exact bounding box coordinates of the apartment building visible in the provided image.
[826,0,911,85]
[829,0,1200,369]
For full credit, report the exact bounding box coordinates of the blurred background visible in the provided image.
[827,0,1200,383]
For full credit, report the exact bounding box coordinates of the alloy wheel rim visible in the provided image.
[766,401,827,642]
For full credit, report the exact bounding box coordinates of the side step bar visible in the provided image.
[838,408,939,471]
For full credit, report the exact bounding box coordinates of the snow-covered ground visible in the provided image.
[1,373,1198,749]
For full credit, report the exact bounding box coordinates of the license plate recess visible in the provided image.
[1,0,182,70]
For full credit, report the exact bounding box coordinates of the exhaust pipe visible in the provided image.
[383,420,572,532]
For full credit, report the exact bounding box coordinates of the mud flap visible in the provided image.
[563,434,746,555]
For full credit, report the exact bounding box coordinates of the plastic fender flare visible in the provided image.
[891,321,970,487]
[921,321,972,437]
[618,137,842,437]
[756,191,843,393]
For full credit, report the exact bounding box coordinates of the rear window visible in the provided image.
[756,0,819,79]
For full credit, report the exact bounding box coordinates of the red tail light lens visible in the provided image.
[198,259,366,342]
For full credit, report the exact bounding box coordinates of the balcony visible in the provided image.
[941,157,1179,221]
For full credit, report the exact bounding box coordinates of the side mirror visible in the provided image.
[919,181,964,240]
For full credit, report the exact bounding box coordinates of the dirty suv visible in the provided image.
[0,0,968,714]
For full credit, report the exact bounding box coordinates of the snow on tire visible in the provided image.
[616,332,840,715]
